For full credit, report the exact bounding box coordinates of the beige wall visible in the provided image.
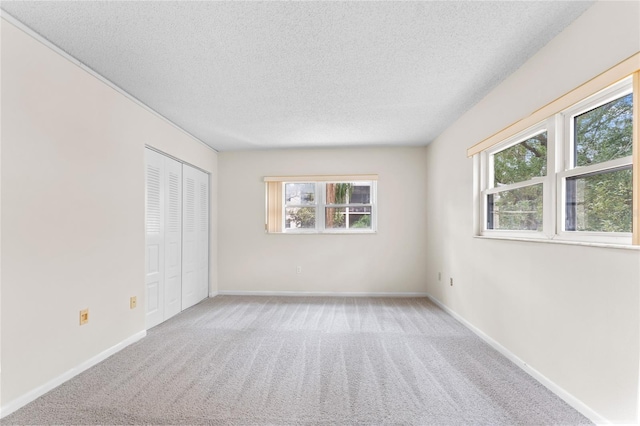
[218,147,428,294]
[0,18,217,409]
[425,1,640,423]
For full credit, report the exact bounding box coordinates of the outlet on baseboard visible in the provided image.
[130,296,137,309]
[450,278,454,287]
[296,266,302,274]
[79,309,89,325]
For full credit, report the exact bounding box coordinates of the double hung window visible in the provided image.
[475,68,638,245]
[559,82,633,240]
[265,175,377,233]
[484,125,549,234]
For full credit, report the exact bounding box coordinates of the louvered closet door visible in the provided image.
[163,158,182,320]
[196,171,209,302]
[145,149,165,329]
[182,164,209,310]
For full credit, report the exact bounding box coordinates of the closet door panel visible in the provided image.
[197,172,210,301]
[145,149,165,329]
[163,157,183,320]
[181,165,199,310]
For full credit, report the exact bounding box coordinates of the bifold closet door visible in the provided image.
[181,164,209,310]
[145,149,165,328]
[145,148,183,329]
[163,158,183,320]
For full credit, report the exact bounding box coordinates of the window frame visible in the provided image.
[322,181,376,232]
[477,75,635,245]
[556,78,633,244]
[265,176,378,234]
[282,181,320,233]
[481,121,555,240]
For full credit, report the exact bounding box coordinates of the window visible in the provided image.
[265,175,377,233]
[284,183,317,230]
[560,85,633,238]
[476,72,638,245]
[485,126,549,233]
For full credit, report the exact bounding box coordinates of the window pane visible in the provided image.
[574,93,633,167]
[326,182,371,204]
[285,207,316,229]
[325,207,372,229]
[493,132,547,186]
[285,183,315,205]
[487,184,543,230]
[565,167,632,232]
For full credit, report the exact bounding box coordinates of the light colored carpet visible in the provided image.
[3,296,591,425]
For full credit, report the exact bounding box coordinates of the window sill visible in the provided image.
[474,235,639,250]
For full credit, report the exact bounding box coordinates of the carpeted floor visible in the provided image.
[3,296,591,425]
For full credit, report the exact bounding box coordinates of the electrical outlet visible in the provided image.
[450,278,454,287]
[79,309,89,325]
[130,296,137,309]
[438,272,441,281]
[296,266,302,274]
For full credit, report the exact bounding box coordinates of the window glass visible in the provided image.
[285,207,316,229]
[326,182,371,204]
[285,183,315,205]
[574,93,633,167]
[487,184,543,231]
[325,207,372,229]
[565,167,632,232]
[493,132,547,186]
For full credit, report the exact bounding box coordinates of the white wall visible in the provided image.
[218,147,428,294]
[425,2,640,423]
[0,18,217,411]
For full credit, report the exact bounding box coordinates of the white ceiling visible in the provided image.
[2,1,593,152]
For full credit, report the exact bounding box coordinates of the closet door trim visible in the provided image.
[145,145,211,175]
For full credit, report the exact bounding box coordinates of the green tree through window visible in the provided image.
[489,132,547,230]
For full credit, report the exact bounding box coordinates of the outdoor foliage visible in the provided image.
[352,215,371,228]
[568,168,632,232]
[286,207,316,229]
[494,132,547,186]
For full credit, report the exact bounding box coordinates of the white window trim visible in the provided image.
[478,77,634,245]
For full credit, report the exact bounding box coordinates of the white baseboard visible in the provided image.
[0,330,146,419]
[217,290,430,298]
[426,295,609,425]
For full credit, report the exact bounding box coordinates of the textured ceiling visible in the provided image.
[2,1,593,151]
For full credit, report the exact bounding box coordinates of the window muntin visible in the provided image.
[478,76,634,244]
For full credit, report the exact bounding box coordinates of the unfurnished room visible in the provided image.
[1,1,639,425]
